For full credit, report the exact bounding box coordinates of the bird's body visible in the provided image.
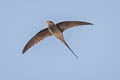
[47,21,79,58]
[22,20,93,59]
[47,21,62,39]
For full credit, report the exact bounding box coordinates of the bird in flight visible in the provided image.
[22,21,93,59]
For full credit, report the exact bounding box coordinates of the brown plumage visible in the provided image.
[56,21,93,32]
[22,28,52,53]
[22,21,93,58]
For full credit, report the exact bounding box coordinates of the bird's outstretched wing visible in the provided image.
[22,28,52,54]
[56,21,93,32]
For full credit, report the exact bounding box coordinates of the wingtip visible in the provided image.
[88,23,94,25]
[22,50,25,55]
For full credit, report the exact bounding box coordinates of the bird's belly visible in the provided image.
[48,26,62,38]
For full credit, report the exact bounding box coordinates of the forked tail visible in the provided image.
[64,42,79,59]
[60,37,79,59]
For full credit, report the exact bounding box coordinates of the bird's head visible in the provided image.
[46,21,55,27]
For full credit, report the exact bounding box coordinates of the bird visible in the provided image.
[22,20,93,59]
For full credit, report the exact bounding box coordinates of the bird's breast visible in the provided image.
[48,26,62,38]
[48,26,60,33]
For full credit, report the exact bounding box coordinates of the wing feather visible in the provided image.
[22,28,51,54]
[56,21,93,32]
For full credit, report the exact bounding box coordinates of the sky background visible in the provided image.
[0,0,120,80]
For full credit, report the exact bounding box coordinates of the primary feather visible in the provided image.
[22,28,51,54]
[56,21,93,32]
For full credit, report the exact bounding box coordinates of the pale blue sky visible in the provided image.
[0,0,120,80]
